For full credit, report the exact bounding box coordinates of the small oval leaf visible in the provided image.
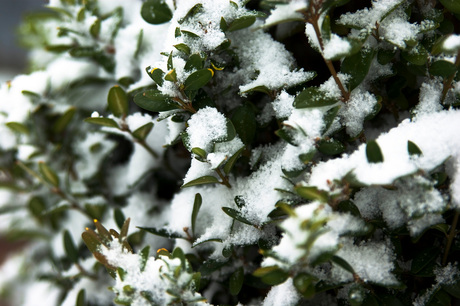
[108,86,128,118]
[141,0,173,24]
[191,193,202,237]
[227,16,256,32]
[184,69,213,91]
[221,207,254,226]
[132,122,154,141]
[182,176,219,188]
[133,90,178,112]
[407,140,422,156]
[294,87,338,108]
[84,117,119,128]
[229,267,244,296]
[366,140,384,163]
[63,230,79,263]
[38,161,60,187]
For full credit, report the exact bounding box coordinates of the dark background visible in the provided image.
[0,0,46,80]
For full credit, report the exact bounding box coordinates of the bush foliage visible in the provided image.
[1,0,460,305]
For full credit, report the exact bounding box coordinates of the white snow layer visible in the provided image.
[308,110,460,209]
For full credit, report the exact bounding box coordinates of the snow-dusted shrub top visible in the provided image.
[1,0,460,305]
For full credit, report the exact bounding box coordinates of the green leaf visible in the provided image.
[76,289,86,306]
[192,238,223,248]
[84,117,119,128]
[223,147,244,175]
[184,69,214,91]
[200,259,229,276]
[402,44,429,66]
[53,107,76,133]
[331,255,355,274]
[63,230,79,263]
[341,48,375,91]
[137,226,185,240]
[141,0,173,24]
[146,67,164,86]
[366,140,384,163]
[317,139,345,156]
[6,122,29,134]
[191,147,207,159]
[275,127,297,146]
[184,54,204,71]
[114,208,126,229]
[220,17,228,31]
[181,176,219,188]
[178,3,203,24]
[293,87,339,108]
[133,90,178,112]
[232,103,256,145]
[132,122,154,141]
[81,230,102,254]
[407,140,422,156]
[167,51,173,70]
[227,16,256,32]
[108,86,129,118]
[241,85,272,96]
[28,197,46,220]
[377,49,396,65]
[173,43,191,55]
[181,30,200,38]
[253,266,289,286]
[229,267,244,296]
[38,161,60,187]
[90,18,101,38]
[134,29,143,59]
[321,0,351,13]
[164,69,177,82]
[429,60,457,78]
[215,119,237,143]
[337,200,361,217]
[443,279,460,299]
[295,186,328,202]
[45,44,73,53]
[222,207,254,226]
[439,0,460,14]
[69,47,97,58]
[432,172,448,187]
[322,106,341,134]
[293,273,316,298]
[411,247,440,275]
[191,193,202,237]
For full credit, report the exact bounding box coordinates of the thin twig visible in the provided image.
[442,210,459,266]
[215,168,232,188]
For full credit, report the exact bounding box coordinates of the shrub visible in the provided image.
[1,0,460,305]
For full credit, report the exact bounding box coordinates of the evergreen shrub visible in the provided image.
[1,0,460,305]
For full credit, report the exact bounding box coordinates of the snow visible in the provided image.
[341,89,377,137]
[234,29,314,93]
[332,238,398,285]
[272,90,295,119]
[413,79,444,115]
[308,110,460,190]
[443,34,460,52]
[323,34,352,60]
[263,278,300,306]
[262,0,306,28]
[186,107,228,152]
[266,202,339,265]
[338,0,405,30]
[353,176,446,236]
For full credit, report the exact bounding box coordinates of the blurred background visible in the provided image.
[0,0,46,82]
[0,1,46,305]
